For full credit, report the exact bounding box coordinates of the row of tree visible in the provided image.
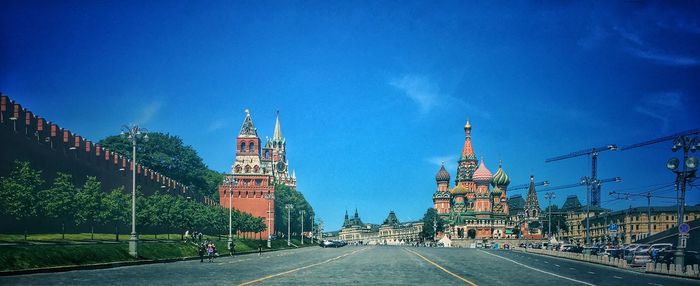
[0,161,265,240]
[273,183,316,237]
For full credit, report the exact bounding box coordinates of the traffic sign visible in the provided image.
[680,237,687,248]
[609,223,618,232]
[679,223,690,234]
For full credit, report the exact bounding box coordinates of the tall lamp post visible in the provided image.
[300,210,306,245]
[666,135,699,268]
[545,192,556,249]
[264,193,275,248]
[226,177,237,249]
[120,125,148,258]
[285,204,294,246]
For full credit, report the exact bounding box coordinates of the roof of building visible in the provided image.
[383,211,400,226]
[238,109,258,138]
[451,184,468,195]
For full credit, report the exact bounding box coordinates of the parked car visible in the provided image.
[630,250,651,267]
[649,243,673,253]
[582,246,600,256]
[656,250,700,265]
[560,244,577,252]
[476,242,484,248]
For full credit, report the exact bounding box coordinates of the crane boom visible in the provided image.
[620,128,700,151]
[509,181,549,191]
[545,144,617,163]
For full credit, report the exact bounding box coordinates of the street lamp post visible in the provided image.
[264,193,274,248]
[300,210,306,245]
[226,177,237,249]
[666,135,699,268]
[120,125,148,258]
[545,192,555,249]
[285,204,294,246]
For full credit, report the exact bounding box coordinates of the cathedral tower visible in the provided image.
[472,160,492,213]
[433,163,452,214]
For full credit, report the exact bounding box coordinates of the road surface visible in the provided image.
[1,246,697,285]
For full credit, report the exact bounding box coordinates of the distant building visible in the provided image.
[588,206,700,245]
[338,210,423,244]
[430,120,541,240]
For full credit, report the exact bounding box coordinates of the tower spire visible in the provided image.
[273,110,283,141]
[239,109,258,137]
[461,119,474,158]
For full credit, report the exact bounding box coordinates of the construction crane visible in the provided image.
[546,144,617,207]
[509,180,549,191]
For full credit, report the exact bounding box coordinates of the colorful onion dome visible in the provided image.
[435,163,451,182]
[491,161,511,187]
[491,186,503,196]
[451,184,468,195]
[472,160,492,183]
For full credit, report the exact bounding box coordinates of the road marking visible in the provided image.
[647,283,663,286]
[405,249,478,286]
[554,264,560,267]
[479,251,595,286]
[613,276,622,279]
[236,248,367,286]
[587,272,595,274]
[544,261,549,264]
[569,268,576,270]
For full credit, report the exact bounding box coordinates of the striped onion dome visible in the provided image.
[491,162,511,187]
[472,160,492,183]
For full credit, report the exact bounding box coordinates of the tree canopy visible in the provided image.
[420,208,445,240]
[99,132,224,200]
[274,184,315,238]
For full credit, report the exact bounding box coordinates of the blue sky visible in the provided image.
[2,1,699,230]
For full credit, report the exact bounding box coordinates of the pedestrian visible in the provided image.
[228,241,235,256]
[198,243,205,263]
[207,243,214,262]
[651,248,658,264]
[258,244,262,256]
[198,232,203,242]
[185,230,190,243]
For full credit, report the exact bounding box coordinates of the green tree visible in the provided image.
[39,172,77,239]
[99,133,215,199]
[274,184,314,237]
[0,161,44,240]
[100,187,130,241]
[420,208,445,241]
[75,176,104,240]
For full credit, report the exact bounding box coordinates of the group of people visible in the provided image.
[184,230,204,243]
[198,241,217,263]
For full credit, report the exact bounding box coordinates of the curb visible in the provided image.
[0,245,311,276]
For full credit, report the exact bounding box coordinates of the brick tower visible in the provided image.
[219,109,274,238]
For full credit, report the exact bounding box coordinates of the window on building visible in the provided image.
[240,142,246,152]
[249,141,255,152]
[654,225,656,230]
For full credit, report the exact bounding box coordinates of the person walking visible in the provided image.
[228,241,235,256]
[198,243,205,263]
[207,243,214,262]
[651,248,658,264]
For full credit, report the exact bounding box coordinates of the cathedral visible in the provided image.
[432,120,542,240]
[219,110,296,239]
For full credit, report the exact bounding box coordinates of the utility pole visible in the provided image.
[546,144,618,246]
